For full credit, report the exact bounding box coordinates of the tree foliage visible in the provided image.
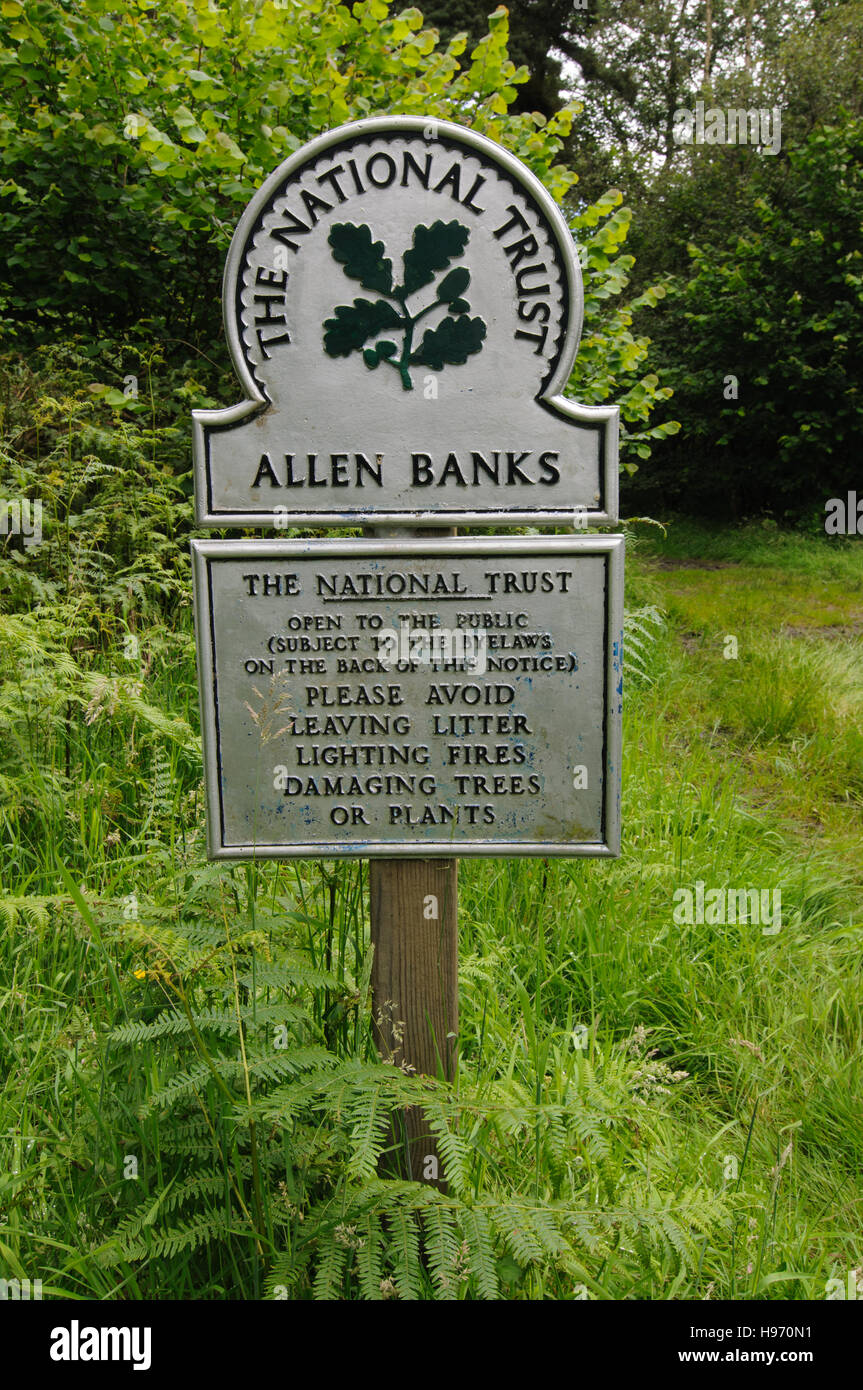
[627,114,863,519]
[0,0,674,465]
[423,1,817,201]
[0,0,565,342]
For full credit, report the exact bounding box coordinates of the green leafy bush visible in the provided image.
[626,115,863,519]
[0,0,673,463]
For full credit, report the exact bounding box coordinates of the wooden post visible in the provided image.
[366,523,459,1188]
[370,858,458,1185]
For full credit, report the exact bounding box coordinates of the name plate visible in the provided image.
[192,536,623,858]
[193,116,618,528]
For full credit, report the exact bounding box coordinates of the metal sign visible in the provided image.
[192,536,623,859]
[193,116,618,529]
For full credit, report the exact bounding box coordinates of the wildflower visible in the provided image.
[333,1222,365,1251]
[729,1036,766,1062]
[453,1240,471,1280]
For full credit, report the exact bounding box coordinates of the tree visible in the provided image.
[772,0,863,137]
[422,2,814,203]
[0,0,573,347]
[421,0,580,119]
[0,0,676,470]
[624,114,863,519]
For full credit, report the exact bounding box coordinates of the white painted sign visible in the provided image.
[193,116,618,528]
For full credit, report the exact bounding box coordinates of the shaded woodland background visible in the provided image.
[3,0,861,519]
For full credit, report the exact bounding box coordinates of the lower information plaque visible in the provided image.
[191,535,623,858]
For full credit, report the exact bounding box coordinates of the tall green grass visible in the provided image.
[2,378,861,1298]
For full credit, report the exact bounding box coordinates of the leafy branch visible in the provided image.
[323,220,487,391]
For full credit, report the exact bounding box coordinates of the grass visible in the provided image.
[1,518,861,1299]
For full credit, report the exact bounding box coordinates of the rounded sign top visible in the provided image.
[194,115,618,529]
[224,116,583,408]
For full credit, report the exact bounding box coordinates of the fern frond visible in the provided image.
[117,1210,231,1261]
[312,1229,348,1300]
[623,604,666,686]
[138,1042,334,1115]
[246,1045,337,1086]
[387,1207,424,1301]
[460,1207,500,1300]
[141,1059,213,1115]
[496,1201,553,1265]
[239,958,342,993]
[110,1172,228,1252]
[346,1086,392,1183]
[110,1002,308,1046]
[266,1247,312,1300]
[421,1204,461,1300]
[423,1099,470,1198]
[659,1207,696,1268]
[355,1213,384,1300]
[145,1212,231,1260]
[0,893,61,929]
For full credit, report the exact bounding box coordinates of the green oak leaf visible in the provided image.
[323,298,402,357]
[411,313,487,370]
[328,223,393,295]
[400,220,470,295]
[436,266,470,303]
[324,221,486,387]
